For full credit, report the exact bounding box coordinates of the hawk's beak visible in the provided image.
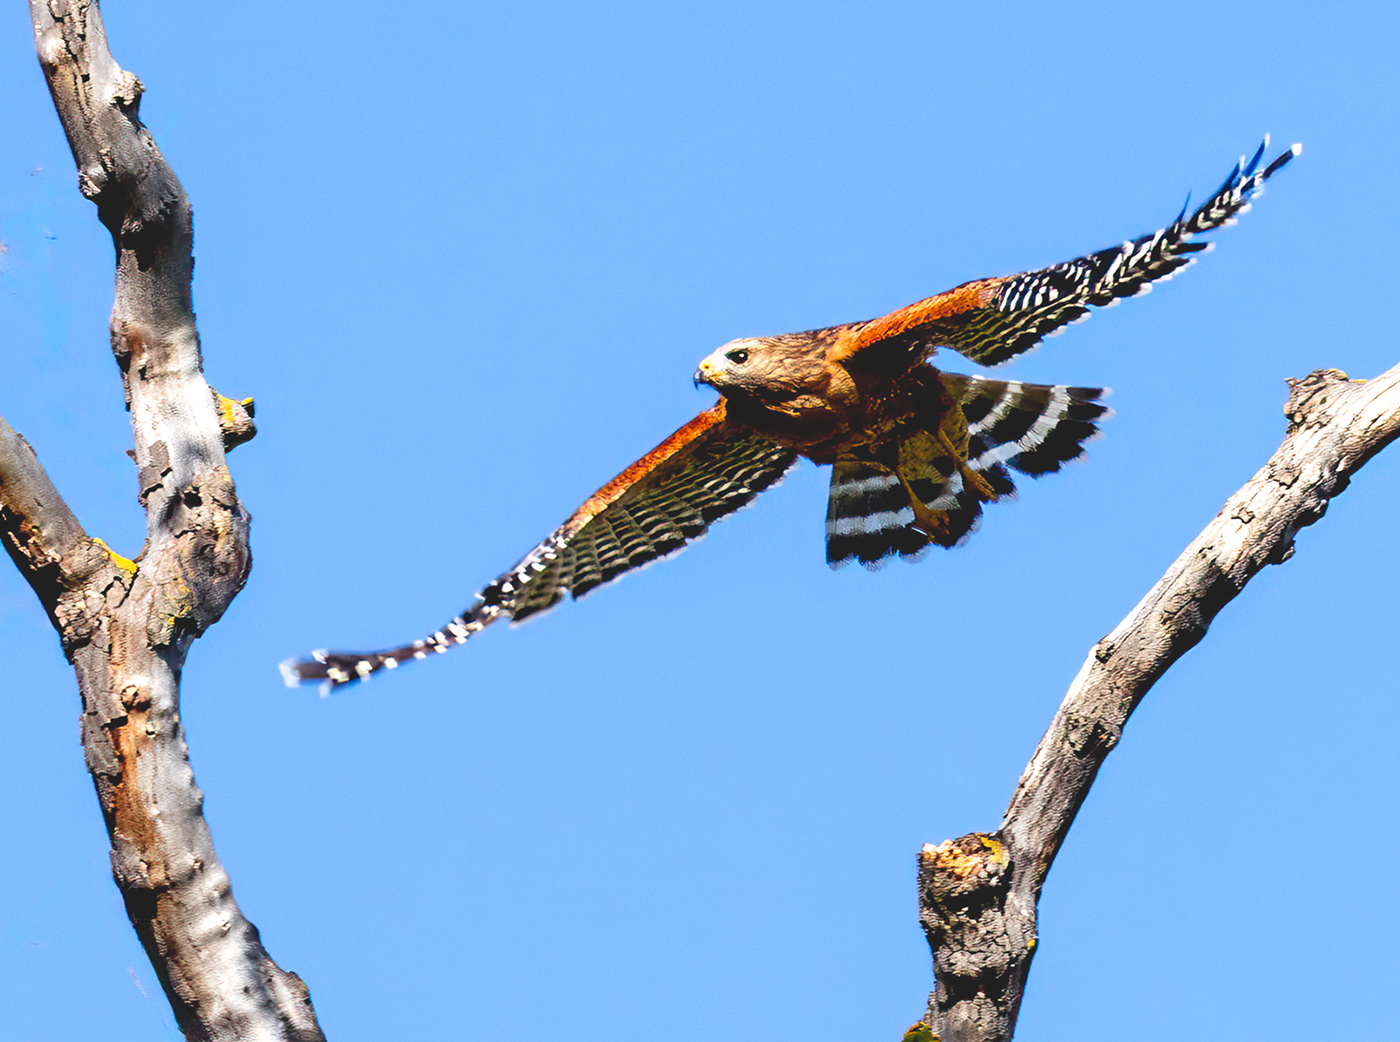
[694,360,713,388]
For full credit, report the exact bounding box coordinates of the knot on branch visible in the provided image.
[35,26,66,70]
[1092,636,1116,663]
[919,833,1033,1040]
[146,466,251,642]
[212,390,257,451]
[78,164,112,201]
[1063,709,1120,758]
[1285,369,1354,431]
[110,833,173,894]
[119,683,152,711]
[108,70,144,112]
[918,835,1012,945]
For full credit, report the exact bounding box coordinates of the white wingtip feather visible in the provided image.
[278,658,304,689]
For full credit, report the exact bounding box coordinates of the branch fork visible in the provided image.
[7,3,322,1039]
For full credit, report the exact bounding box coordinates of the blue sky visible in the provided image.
[2,2,1396,1039]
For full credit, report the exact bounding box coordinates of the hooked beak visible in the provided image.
[693,359,714,388]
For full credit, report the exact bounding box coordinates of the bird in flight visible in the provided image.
[284,139,1298,689]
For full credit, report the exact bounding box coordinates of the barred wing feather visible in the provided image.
[830,139,1299,372]
[284,403,797,688]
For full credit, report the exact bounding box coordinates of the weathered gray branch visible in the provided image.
[913,363,1400,1042]
[14,3,321,1039]
[0,415,114,612]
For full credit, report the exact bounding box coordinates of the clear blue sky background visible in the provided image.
[2,2,1396,1039]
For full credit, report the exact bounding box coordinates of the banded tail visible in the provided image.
[825,375,1110,567]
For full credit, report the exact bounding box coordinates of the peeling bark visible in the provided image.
[914,364,1400,1041]
[7,3,323,1039]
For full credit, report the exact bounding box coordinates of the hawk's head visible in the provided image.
[694,335,830,404]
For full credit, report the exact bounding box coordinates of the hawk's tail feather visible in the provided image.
[960,379,1112,477]
[825,376,1109,568]
[826,467,938,569]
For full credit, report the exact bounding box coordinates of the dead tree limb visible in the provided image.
[10,3,322,1039]
[911,363,1400,1042]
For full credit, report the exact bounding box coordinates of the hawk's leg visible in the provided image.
[897,429,1001,541]
[898,472,956,540]
[938,428,1000,501]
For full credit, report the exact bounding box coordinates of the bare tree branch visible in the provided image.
[912,363,1400,1042]
[15,2,322,1038]
[0,413,115,609]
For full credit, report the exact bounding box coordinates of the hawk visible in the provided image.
[283,139,1298,688]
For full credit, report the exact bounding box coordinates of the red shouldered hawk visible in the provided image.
[283,139,1298,688]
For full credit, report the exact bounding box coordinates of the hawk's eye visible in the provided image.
[725,348,749,364]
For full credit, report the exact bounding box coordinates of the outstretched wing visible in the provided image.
[282,402,798,688]
[829,139,1300,373]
